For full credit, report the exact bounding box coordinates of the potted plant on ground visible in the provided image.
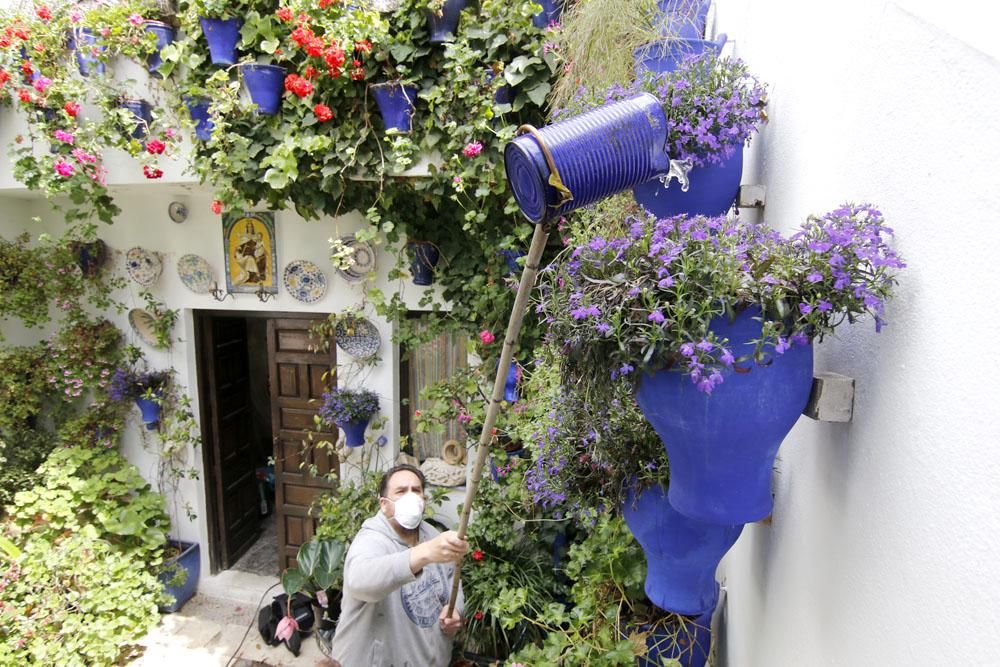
[281,537,347,639]
[319,386,380,447]
[108,365,171,429]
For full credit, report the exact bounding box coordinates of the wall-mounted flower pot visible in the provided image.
[653,0,712,39]
[626,605,714,667]
[633,142,743,217]
[159,540,200,613]
[503,361,519,403]
[199,16,243,66]
[143,20,176,77]
[635,307,814,525]
[532,0,563,29]
[427,0,469,43]
[183,95,214,140]
[623,484,742,615]
[504,93,670,223]
[67,28,105,76]
[498,249,525,275]
[70,239,108,277]
[406,240,439,286]
[242,63,286,115]
[119,98,153,140]
[337,417,370,447]
[633,34,727,77]
[370,81,419,133]
[134,396,162,430]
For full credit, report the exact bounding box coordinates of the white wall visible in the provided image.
[713,1,1000,664]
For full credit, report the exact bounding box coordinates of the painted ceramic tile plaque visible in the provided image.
[222,211,278,295]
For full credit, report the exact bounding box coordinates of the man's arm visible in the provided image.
[342,533,417,603]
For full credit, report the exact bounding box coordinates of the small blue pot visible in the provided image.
[427,0,469,43]
[338,417,371,447]
[68,28,106,77]
[242,63,286,115]
[653,0,712,39]
[407,241,439,286]
[627,605,714,667]
[633,34,727,77]
[199,16,243,66]
[623,484,742,615]
[532,0,563,29]
[144,21,176,76]
[183,96,214,141]
[159,541,200,613]
[633,142,744,218]
[371,82,420,133]
[134,396,161,430]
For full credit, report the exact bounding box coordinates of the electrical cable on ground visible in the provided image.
[224,581,281,667]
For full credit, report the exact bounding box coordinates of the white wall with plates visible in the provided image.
[712,0,1000,664]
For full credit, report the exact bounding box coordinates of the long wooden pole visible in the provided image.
[446,221,550,615]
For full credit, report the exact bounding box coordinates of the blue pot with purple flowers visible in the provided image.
[427,0,469,43]
[144,21,176,76]
[633,142,743,218]
[532,0,563,29]
[634,306,814,525]
[135,397,162,430]
[623,484,742,615]
[199,17,243,66]
[633,34,727,77]
[337,418,370,447]
[119,98,153,140]
[68,28,106,76]
[184,96,214,141]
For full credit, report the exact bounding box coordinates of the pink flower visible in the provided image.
[33,76,51,93]
[163,127,178,139]
[462,141,483,158]
[274,615,299,642]
[457,412,471,424]
[53,129,74,144]
[478,330,495,345]
[145,139,166,155]
[70,10,83,23]
[71,148,96,164]
[54,160,74,177]
[128,13,144,26]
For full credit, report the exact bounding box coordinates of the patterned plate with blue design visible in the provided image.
[125,246,162,286]
[176,254,215,294]
[283,259,327,303]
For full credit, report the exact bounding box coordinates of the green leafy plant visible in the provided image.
[281,537,347,596]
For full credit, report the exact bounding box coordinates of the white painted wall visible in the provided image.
[712,1,1000,664]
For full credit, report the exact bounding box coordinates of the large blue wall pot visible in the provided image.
[633,142,743,218]
[143,21,176,76]
[427,0,469,43]
[159,541,200,612]
[199,17,243,66]
[242,63,286,115]
[134,397,161,430]
[504,93,670,223]
[633,34,727,77]
[68,28,105,76]
[407,241,440,285]
[623,484,742,615]
[653,0,712,39]
[184,96,214,141]
[371,82,420,133]
[338,417,370,447]
[635,307,814,525]
[631,604,714,667]
[532,0,563,29]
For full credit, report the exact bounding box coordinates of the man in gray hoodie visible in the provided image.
[330,464,468,666]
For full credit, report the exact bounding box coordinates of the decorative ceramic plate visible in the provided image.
[336,236,376,283]
[125,247,162,286]
[128,308,160,348]
[176,254,215,294]
[283,260,327,303]
[335,315,381,359]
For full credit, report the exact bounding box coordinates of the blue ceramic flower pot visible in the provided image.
[628,605,714,667]
[633,34,727,77]
[427,0,469,43]
[144,21,176,76]
[242,63,286,115]
[159,540,200,613]
[371,82,420,133]
[503,361,520,403]
[532,0,563,28]
[68,28,105,76]
[407,241,439,286]
[199,17,243,66]
[653,0,712,39]
[635,307,814,525]
[183,96,214,141]
[338,417,370,447]
[633,142,744,217]
[504,93,670,223]
[119,98,153,140]
[623,484,742,615]
[134,396,161,430]
[499,249,525,275]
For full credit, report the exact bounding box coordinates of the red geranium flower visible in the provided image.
[35,6,52,21]
[17,88,32,104]
[211,200,223,215]
[318,0,335,7]
[303,65,318,79]
[63,101,80,117]
[473,611,484,621]
[354,39,372,54]
[350,67,364,81]
[471,550,484,561]
[142,165,163,179]
[313,104,333,122]
[146,139,166,155]
[276,6,293,22]
[283,73,313,98]
[0,69,9,86]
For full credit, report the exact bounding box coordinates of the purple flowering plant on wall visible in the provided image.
[537,200,905,396]
[107,366,170,402]
[319,387,380,425]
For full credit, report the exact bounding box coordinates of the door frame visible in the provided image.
[194,309,327,574]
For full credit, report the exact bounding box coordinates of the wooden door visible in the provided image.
[200,316,260,569]
[268,317,339,571]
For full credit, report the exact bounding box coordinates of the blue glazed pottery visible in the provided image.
[633,142,744,217]
[183,96,214,140]
[242,63,286,115]
[134,396,161,430]
[653,0,712,39]
[199,17,243,66]
[338,417,370,447]
[633,34,727,77]
[68,28,105,76]
[371,82,420,133]
[144,21,176,76]
[504,93,670,223]
[503,361,519,403]
[628,605,714,667]
[532,0,563,29]
[427,0,469,43]
[119,98,153,140]
[406,241,439,286]
[635,306,814,525]
[159,541,200,612]
[623,484,742,615]
[499,249,525,275]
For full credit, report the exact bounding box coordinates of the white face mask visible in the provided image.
[384,492,425,530]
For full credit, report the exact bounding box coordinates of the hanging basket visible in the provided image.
[335,316,381,359]
[337,417,371,447]
[134,397,162,430]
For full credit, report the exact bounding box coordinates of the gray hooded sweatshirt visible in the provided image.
[329,511,464,667]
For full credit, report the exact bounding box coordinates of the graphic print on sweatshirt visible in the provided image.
[400,565,448,627]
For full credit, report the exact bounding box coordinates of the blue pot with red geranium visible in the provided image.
[320,387,380,448]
